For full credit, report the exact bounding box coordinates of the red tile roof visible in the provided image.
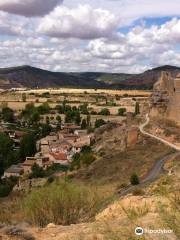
[50,152,68,161]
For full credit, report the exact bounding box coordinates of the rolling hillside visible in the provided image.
[0,65,180,89]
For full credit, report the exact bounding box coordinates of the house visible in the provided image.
[47,152,69,165]
[22,155,52,173]
[63,123,81,133]
[37,134,59,153]
[3,164,24,178]
[74,129,88,137]
[61,133,78,143]
[35,152,52,168]
[22,157,37,173]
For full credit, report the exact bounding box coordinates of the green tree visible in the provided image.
[41,124,52,137]
[31,112,40,124]
[65,110,73,123]
[22,93,27,102]
[95,119,106,128]
[130,173,140,185]
[118,108,126,116]
[74,111,81,125]
[81,119,87,129]
[0,133,15,175]
[19,134,36,160]
[79,104,89,114]
[135,102,140,115]
[30,164,45,178]
[37,103,50,114]
[56,105,64,114]
[2,107,14,123]
[70,153,81,170]
[99,108,110,116]
[86,114,91,127]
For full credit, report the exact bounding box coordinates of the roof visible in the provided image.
[50,152,68,161]
[63,124,81,130]
[5,164,23,174]
[23,159,36,166]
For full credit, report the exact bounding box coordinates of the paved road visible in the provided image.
[118,151,179,197]
[118,115,180,197]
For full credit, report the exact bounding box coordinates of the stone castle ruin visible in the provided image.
[150,71,180,124]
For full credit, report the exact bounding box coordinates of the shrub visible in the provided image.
[22,181,102,226]
[130,173,140,185]
[132,188,145,196]
[99,108,110,116]
[118,108,126,116]
[95,119,106,128]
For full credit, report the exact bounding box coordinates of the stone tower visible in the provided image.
[150,71,180,124]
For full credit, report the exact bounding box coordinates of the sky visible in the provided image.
[0,0,180,73]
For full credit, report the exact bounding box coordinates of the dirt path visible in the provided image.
[139,114,180,151]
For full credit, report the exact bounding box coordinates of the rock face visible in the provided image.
[150,71,180,124]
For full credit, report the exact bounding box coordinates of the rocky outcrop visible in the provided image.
[150,71,180,124]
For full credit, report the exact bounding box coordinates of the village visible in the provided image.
[2,123,94,179]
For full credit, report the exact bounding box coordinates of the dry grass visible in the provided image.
[19,88,151,96]
[75,136,172,189]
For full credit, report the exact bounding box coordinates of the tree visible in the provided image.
[22,93,27,102]
[65,110,73,123]
[56,115,61,123]
[79,104,89,114]
[56,105,64,114]
[37,103,50,114]
[2,107,14,123]
[41,123,52,137]
[99,108,110,116]
[81,119,87,129]
[70,153,81,170]
[0,133,15,175]
[46,116,50,124]
[31,112,40,124]
[135,102,140,115]
[118,108,126,116]
[86,114,91,127]
[95,119,106,128]
[74,111,81,126]
[130,173,140,185]
[19,134,36,160]
[30,164,45,178]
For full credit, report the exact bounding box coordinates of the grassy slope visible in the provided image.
[75,136,172,189]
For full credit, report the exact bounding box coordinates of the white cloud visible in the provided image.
[65,0,180,27]
[0,0,62,17]
[38,4,119,40]
[0,1,180,73]
[0,11,27,35]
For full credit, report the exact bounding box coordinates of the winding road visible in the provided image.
[118,114,180,197]
[139,114,180,151]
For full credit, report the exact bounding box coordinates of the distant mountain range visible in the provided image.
[0,65,180,90]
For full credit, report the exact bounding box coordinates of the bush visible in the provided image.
[130,173,140,185]
[132,188,145,196]
[99,108,110,116]
[118,108,126,116]
[95,119,106,128]
[22,180,102,226]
